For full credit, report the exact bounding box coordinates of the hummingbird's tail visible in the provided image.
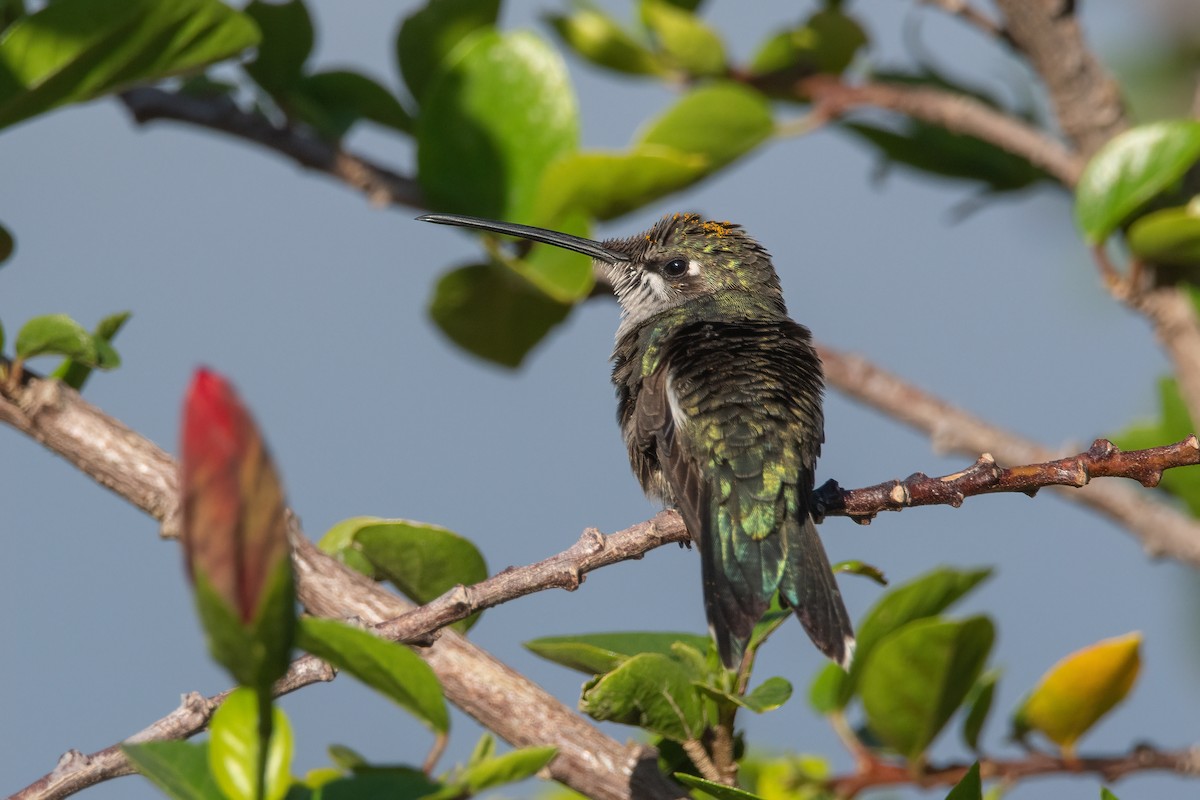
[702,510,855,671]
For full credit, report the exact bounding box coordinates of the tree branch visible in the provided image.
[119,88,423,210]
[795,75,1085,187]
[829,745,1200,797]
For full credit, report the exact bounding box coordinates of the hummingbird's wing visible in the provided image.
[646,319,854,669]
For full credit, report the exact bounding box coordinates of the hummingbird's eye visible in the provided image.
[663,258,689,278]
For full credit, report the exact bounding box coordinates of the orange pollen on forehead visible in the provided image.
[700,219,734,237]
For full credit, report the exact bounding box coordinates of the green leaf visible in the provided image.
[962,669,1000,752]
[0,220,13,264]
[0,0,260,131]
[807,658,844,715]
[638,81,772,170]
[458,746,558,793]
[1075,120,1200,243]
[546,9,662,76]
[297,617,449,733]
[746,595,791,653]
[15,314,97,363]
[244,0,312,93]
[352,519,487,632]
[698,675,792,714]
[310,769,439,799]
[641,0,725,76]
[944,762,982,800]
[750,9,868,78]
[209,688,293,800]
[53,310,130,390]
[429,262,571,369]
[123,741,224,800]
[860,616,995,761]
[468,732,496,766]
[831,559,888,585]
[1101,789,1121,800]
[1127,200,1200,268]
[417,30,578,223]
[815,566,992,711]
[534,147,707,224]
[675,773,766,800]
[525,631,713,675]
[289,70,411,139]
[509,212,595,302]
[317,516,385,579]
[396,0,499,104]
[580,652,707,741]
[0,318,5,355]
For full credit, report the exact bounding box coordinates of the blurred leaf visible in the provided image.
[831,559,888,585]
[317,516,385,579]
[123,741,224,800]
[396,0,499,104]
[962,669,1000,752]
[53,310,130,390]
[0,0,259,131]
[1075,120,1200,244]
[1111,377,1200,516]
[813,566,992,711]
[297,617,449,733]
[290,70,411,139]
[180,368,295,690]
[313,770,439,799]
[429,262,571,368]
[944,762,982,800]
[326,744,367,771]
[546,8,662,76]
[353,519,487,632]
[244,0,311,93]
[1101,789,1121,800]
[0,220,13,264]
[209,688,293,800]
[534,146,707,224]
[808,656,844,714]
[860,616,995,760]
[508,212,595,302]
[0,318,5,355]
[1127,200,1200,268]
[456,746,558,793]
[1013,632,1141,753]
[581,652,706,741]
[639,81,771,169]
[675,774,766,800]
[641,0,725,76]
[750,9,867,78]
[525,631,713,675]
[15,314,97,363]
[468,732,496,766]
[417,30,578,223]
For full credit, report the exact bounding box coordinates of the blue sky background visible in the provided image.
[3,2,1199,799]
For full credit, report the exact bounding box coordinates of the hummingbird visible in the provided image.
[418,212,855,670]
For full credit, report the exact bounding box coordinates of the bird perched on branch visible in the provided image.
[419,211,854,671]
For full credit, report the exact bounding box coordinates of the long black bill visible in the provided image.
[417,213,624,264]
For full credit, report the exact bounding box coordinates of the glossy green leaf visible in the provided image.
[53,310,130,390]
[639,82,772,169]
[534,147,707,224]
[962,669,1000,751]
[417,30,578,223]
[814,566,992,711]
[675,773,766,800]
[123,741,224,800]
[580,652,707,741]
[512,212,595,302]
[244,0,311,93]
[209,688,293,800]
[290,70,411,139]
[860,616,995,760]
[352,519,487,632]
[546,9,662,76]
[297,617,449,733]
[15,314,96,363]
[1075,120,1200,243]
[944,762,982,800]
[317,516,385,579]
[1127,201,1200,268]
[0,220,13,264]
[396,0,499,104]
[429,262,571,368]
[1112,377,1200,516]
[0,0,259,131]
[751,9,868,78]
[459,746,558,792]
[698,675,792,714]
[525,631,713,675]
[641,0,725,76]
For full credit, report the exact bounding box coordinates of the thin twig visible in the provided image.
[119,88,423,210]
